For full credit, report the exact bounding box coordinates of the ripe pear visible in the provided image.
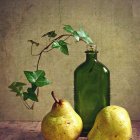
[88,105,132,140]
[41,91,83,140]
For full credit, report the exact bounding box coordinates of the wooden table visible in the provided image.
[0,121,140,140]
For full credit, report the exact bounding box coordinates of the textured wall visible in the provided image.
[0,0,140,121]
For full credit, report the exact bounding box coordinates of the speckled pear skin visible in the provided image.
[41,99,83,140]
[88,105,132,140]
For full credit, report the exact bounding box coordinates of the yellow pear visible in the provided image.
[88,105,132,140]
[41,91,83,140]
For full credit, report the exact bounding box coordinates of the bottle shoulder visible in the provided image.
[74,60,110,74]
[97,60,110,73]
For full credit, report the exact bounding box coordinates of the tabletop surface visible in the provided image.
[0,121,140,140]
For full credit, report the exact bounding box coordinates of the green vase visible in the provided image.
[74,50,110,136]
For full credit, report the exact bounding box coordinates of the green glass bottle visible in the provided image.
[74,49,110,136]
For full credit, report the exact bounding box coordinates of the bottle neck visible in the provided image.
[85,51,98,61]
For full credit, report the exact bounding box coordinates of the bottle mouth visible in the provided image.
[85,50,98,54]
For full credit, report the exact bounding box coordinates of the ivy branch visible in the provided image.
[8,25,95,110]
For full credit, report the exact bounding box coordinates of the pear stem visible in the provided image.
[51,91,59,103]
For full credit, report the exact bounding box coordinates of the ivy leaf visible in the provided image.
[77,28,93,44]
[77,28,88,38]
[28,92,38,102]
[63,25,74,33]
[27,88,38,102]
[52,41,61,48]
[23,92,28,101]
[28,40,39,46]
[73,31,80,41]
[24,70,51,87]
[58,40,69,55]
[35,77,51,87]
[23,88,38,102]
[52,40,69,55]
[9,82,26,88]
[82,36,93,44]
[42,31,57,38]
[24,70,45,83]
[31,84,37,92]
[8,82,26,96]
[23,84,38,102]
[24,71,36,83]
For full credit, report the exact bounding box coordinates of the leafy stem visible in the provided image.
[9,25,95,110]
[36,34,72,70]
[30,34,72,109]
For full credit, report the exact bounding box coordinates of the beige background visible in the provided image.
[0,0,140,121]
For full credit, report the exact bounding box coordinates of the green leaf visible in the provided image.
[52,41,61,48]
[27,87,38,102]
[52,40,69,55]
[42,31,57,38]
[63,25,74,33]
[63,25,93,44]
[59,44,69,55]
[82,36,93,44]
[77,28,93,44]
[8,82,26,96]
[24,71,36,83]
[24,70,45,83]
[28,93,38,102]
[73,31,80,41]
[35,77,51,87]
[23,92,28,100]
[77,28,88,38]
[23,88,38,102]
[59,40,69,55]
[9,82,26,88]
[31,84,37,92]
[24,70,51,87]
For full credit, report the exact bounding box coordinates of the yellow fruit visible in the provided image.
[41,91,83,140]
[88,105,132,140]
